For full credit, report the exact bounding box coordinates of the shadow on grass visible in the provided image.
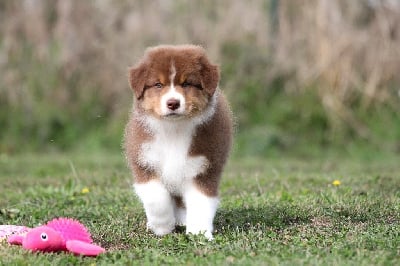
[215,204,312,232]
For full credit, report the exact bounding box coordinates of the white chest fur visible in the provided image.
[138,118,208,195]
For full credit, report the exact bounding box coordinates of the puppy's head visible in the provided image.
[128,45,219,120]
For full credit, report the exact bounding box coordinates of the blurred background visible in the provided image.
[1,0,399,158]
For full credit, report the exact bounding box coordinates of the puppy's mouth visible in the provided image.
[163,112,185,120]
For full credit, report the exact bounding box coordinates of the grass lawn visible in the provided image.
[0,152,399,265]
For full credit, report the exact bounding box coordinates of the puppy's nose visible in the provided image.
[167,99,180,111]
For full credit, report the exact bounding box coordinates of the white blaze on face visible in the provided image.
[160,62,185,116]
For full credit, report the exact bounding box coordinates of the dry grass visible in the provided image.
[275,0,400,136]
[0,0,399,149]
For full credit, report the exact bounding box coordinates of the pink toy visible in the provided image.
[7,218,105,256]
[0,225,29,242]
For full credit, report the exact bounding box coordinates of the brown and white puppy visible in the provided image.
[124,45,233,239]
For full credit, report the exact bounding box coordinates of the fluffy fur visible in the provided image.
[124,45,233,239]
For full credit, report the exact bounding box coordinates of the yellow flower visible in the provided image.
[81,187,90,194]
[332,180,341,186]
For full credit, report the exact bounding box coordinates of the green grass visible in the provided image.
[0,152,399,265]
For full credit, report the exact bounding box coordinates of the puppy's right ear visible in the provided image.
[128,64,147,99]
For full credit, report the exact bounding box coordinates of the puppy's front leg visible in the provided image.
[184,184,219,240]
[134,180,175,236]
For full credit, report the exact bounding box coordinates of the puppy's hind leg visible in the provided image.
[173,196,187,226]
[134,180,175,236]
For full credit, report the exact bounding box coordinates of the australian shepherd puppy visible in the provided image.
[124,45,233,239]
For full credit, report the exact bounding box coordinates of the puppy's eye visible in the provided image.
[182,82,190,88]
[154,82,163,89]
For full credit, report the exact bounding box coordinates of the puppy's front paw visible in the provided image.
[186,227,213,240]
[147,221,175,236]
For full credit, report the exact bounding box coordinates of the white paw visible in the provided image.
[184,183,219,241]
[174,207,187,226]
[147,221,175,236]
[135,181,176,236]
[186,228,214,240]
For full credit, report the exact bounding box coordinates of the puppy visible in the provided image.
[124,45,233,239]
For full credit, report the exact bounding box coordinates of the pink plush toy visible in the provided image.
[7,218,105,256]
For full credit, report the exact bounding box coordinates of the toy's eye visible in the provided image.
[154,82,163,89]
[40,232,48,241]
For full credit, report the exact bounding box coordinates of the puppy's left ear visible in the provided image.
[128,63,147,99]
[200,56,220,96]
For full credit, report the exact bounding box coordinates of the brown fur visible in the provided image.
[129,45,219,100]
[124,45,233,199]
[189,94,232,196]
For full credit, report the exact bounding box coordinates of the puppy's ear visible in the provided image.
[128,63,147,99]
[200,56,220,96]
